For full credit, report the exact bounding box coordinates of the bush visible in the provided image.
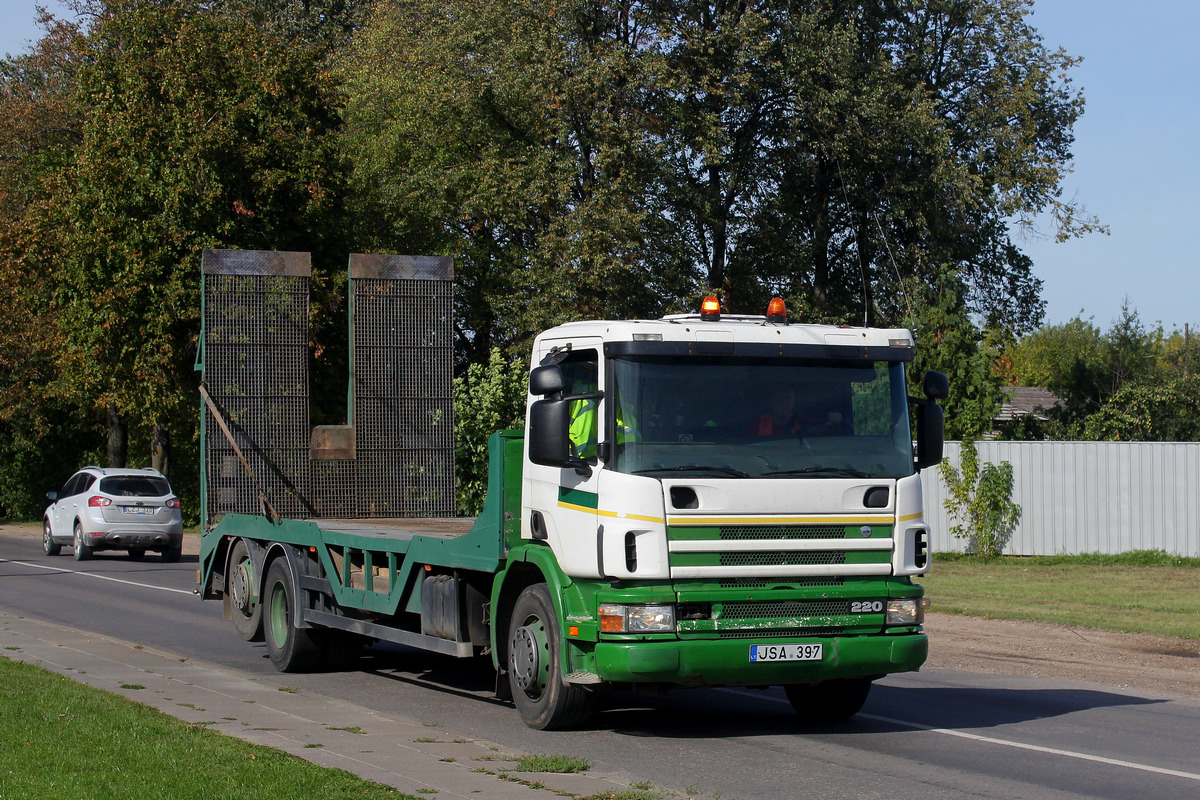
[938,439,1021,557]
[453,348,527,516]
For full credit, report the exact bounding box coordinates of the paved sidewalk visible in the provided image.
[1,611,693,800]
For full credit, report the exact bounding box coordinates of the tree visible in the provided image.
[342,0,681,369]
[343,0,1094,360]
[907,265,1007,439]
[1001,303,1168,438]
[1082,376,1200,442]
[0,10,101,514]
[49,0,351,472]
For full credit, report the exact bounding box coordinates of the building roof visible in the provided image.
[996,386,1062,422]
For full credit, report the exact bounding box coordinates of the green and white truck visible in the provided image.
[197,250,947,730]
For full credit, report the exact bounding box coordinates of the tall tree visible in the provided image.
[50,0,350,471]
[344,0,1094,360]
[343,0,680,367]
[0,11,101,513]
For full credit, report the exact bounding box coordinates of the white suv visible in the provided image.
[43,467,184,561]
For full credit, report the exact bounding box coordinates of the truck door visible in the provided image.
[523,343,604,579]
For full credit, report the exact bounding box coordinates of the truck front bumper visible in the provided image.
[591,633,927,686]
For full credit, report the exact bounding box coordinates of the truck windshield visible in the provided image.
[611,357,914,479]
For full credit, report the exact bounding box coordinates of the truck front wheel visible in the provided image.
[784,678,872,722]
[263,558,322,672]
[507,584,593,730]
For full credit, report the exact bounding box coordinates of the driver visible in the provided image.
[747,384,806,436]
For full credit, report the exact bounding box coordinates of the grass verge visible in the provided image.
[513,753,593,773]
[0,656,418,800]
[924,551,1200,640]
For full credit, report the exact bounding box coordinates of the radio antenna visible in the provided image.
[836,160,872,327]
[872,210,917,334]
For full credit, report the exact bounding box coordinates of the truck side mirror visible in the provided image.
[528,398,570,466]
[915,402,944,470]
[529,365,565,396]
[922,370,949,400]
[528,397,594,477]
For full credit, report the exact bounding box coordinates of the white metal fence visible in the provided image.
[923,441,1200,557]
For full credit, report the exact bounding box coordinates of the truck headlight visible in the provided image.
[885,598,923,626]
[599,603,676,633]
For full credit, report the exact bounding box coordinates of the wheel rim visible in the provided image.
[74,527,81,550]
[268,579,289,646]
[43,525,51,551]
[230,557,255,618]
[510,615,550,700]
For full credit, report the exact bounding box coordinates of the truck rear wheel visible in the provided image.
[263,558,322,672]
[228,538,263,642]
[507,584,593,730]
[784,678,872,722]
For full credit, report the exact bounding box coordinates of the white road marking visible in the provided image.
[0,558,194,596]
[858,713,1200,783]
[726,689,1200,783]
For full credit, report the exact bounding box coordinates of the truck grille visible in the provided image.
[720,600,849,619]
[719,578,844,588]
[667,522,893,579]
[715,525,844,540]
[719,550,845,568]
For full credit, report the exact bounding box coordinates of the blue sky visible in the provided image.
[3,1,1197,333]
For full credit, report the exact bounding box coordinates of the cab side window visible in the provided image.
[562,352,599,461]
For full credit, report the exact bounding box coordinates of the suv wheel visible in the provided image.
[43,521,61,556]
[73,522,93,561]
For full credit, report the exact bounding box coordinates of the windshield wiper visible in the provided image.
[633,465,751,478]
[762,466,871,478]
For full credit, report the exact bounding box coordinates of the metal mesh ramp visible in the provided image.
[200,249,455,524]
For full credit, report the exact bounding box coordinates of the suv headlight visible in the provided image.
[599,603,676,633]
[885,598,923,626]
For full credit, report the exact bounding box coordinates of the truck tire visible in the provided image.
[43,521,61,556]
[263,557,323,672]
[228,538,264,642]
[507,583,593,730]
[784,678,872,722]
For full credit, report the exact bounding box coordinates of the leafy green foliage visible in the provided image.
[1001,303,1200,441]
[907,266,1006,438]
[938,439,1021,557]
[344,0,1089,362]
[0,1,1105,517]
[1082,376,1200,441]
[453,348,527,515]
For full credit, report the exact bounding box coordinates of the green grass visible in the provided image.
[512,753,593,773]
[0,657,420,800]
[924,551,1200,640]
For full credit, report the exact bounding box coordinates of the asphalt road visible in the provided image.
[2,529,1198,800]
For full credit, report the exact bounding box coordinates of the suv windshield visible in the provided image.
[611,357,913,479]
[99,476,171,497]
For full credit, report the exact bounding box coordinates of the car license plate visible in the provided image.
[749,643,823,662]
[123,506,154,515]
